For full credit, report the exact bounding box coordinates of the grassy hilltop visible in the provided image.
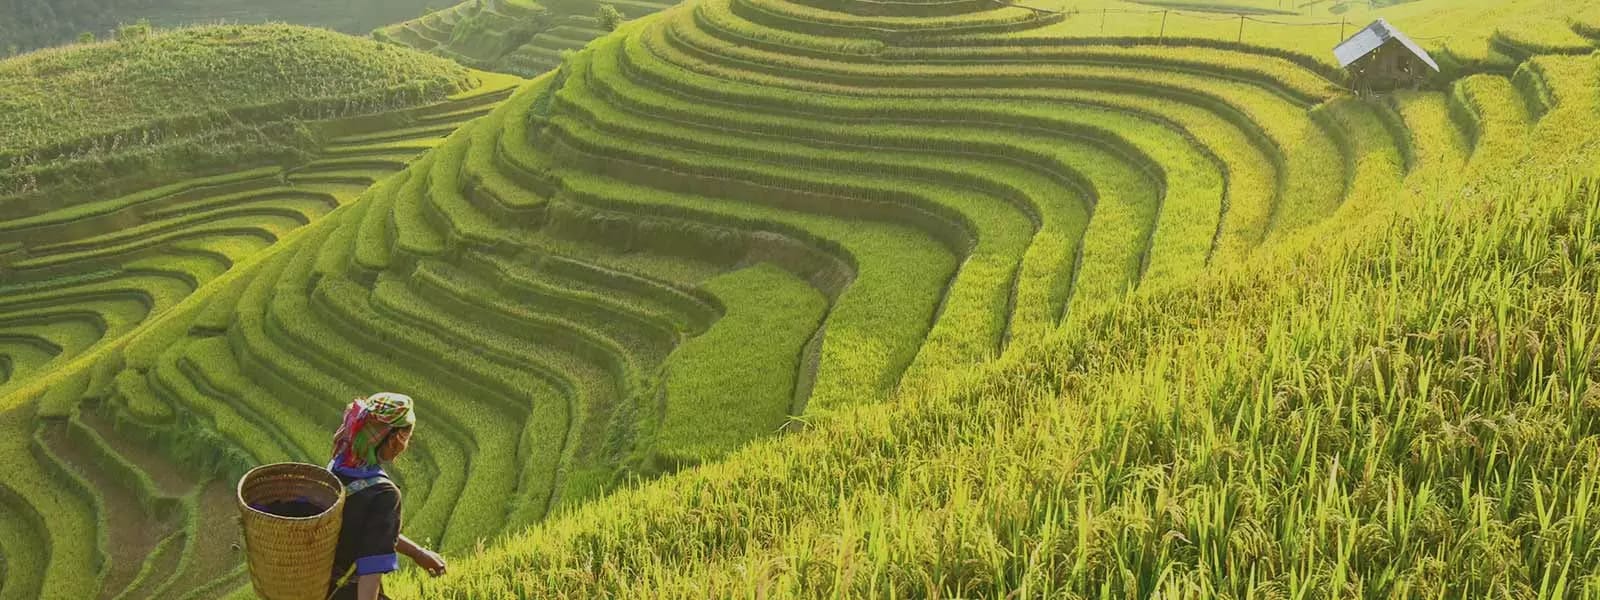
[0,0,445,53]
[1,0,1600,597]
[375,0,675,76]
[0,23,475,210]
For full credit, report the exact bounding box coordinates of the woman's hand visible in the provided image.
[397,534,447,577]
[413,548,447,577]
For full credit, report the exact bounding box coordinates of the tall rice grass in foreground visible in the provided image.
[393,171,1600,598]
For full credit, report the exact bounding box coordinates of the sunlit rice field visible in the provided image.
[1,0,1598,597]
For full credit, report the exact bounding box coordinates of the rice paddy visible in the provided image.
[2,0,1599,597]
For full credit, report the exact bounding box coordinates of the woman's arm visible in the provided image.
[396,534,447,576]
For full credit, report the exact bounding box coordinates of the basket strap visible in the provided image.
[327,563,357,600]
[345,476,392,496]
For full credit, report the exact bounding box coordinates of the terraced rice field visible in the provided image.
[377,0,677,76]
[0,73,520,600]
[4,0,1600,597]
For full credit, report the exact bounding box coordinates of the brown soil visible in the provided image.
[36,423,180,600]
[79,410,194,497]
[159,481,245,599]
[116,529,184,600]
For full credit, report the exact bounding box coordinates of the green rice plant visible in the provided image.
[222,230,454,529]
[654,263,827,465]
[82,351,126,402]
[544,97,1009,374]
[145,343,284,475]
[0,408,100,600]
[1521,55,1600,175]
[112,369,173,424]
[462,109,552,216]
[353,169,412,273]
[312,200,371,282]
[1449,74,1533,167]
[1125,0,1301,15]
[524,251,723,333]
[320,138,441,158]
[0,167,278,234]
[879,39,1342,104]
[389,164,1600,600]
[381,0,676,77]
[0,274,183,318]
[131,245,234,284]
[1029,0,1576,74]
[138,187,338,220]
[0,25,472,157]
[27,421,113,596]
[0,481,53,600]
[280,272,529,549]
[1299,97,1406,235]
[34,369,89,418]
[657,9,1326,107]
[548,161,957,409]
[188,339,332,463]
[177,337,324,462]
[17,2,1600,598]
[390,156,451,260]
[732,0,1043,37]
[330,122,459,147]
[455,252,684,362]
[694,0,886,55]
[628,18,1343,243]
[10,211,316,271]
[553,53,1041,377]
[0,319,107,396]
[0,24,475,207]
[418,123,527,250]
[598,33,1272,277]
[1510,59,1556,122]
[242,237,464,545]
[1491,18,1596,60]
[386,263,617,525]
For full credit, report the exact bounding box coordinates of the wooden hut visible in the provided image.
[1333,18,1439,94]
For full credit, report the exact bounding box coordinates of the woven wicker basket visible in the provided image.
[237,463,346,600]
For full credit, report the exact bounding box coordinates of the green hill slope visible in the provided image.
[0,27,522,596]
[398,167,1600,598]
[2,0,1599,597]
[0,24,475,212]
[0,0,444,53]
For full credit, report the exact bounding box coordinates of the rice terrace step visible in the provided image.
[2,0,1600,598]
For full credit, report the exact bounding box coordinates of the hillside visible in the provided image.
[0,0,443,53]
[0,28,518,600]
[2,0,1600,597]
[375,0,675,76]
[0,24,476,211]
[370,0,1597,594]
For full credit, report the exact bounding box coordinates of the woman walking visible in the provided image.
[326,393,447,600]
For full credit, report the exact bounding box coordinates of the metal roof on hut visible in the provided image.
[1334,18,1440,72]
[1334,18,1439,93]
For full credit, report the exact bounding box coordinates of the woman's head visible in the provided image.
[332,392,416,470]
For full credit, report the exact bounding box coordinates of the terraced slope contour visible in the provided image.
[376,0,676,76]
[0,72,523,600]
[7,0,1600,598]
[0,24,474,210]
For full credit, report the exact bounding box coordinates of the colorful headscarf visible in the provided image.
[331,392,417,470]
